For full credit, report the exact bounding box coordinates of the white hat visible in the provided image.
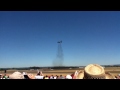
[9,71,24,79]
[66,75,72,79]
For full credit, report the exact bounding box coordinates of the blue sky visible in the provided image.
[0,11,120,68]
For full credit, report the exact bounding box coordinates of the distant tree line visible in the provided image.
[0,65,120,70]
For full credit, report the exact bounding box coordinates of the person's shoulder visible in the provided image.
[40,76,44,77]
[37,76,43,78]
[35,76,38,78]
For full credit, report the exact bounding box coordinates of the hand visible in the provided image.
[73,70,80,79]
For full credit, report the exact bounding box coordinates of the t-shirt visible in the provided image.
[35,76,44,79]
[50,76,53,79]
[5,76,8,79]
[45,77,49,79]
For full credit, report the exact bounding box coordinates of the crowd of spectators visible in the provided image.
[0,64,119,79]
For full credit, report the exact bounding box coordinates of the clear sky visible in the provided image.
[0,11,120,68]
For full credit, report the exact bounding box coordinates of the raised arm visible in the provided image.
[40,71,44,76]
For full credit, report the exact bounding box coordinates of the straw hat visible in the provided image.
[9,71,24,79]
[76,64,115,79]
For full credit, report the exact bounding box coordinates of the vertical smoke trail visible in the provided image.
[53,42,64,66]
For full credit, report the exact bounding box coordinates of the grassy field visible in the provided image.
[0,67,120,76]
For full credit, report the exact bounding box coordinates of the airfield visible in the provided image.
[1,66,120,77]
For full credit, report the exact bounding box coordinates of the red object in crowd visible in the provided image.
[71,73,74,78]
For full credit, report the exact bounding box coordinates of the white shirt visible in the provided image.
[50,76,53,79]
[66,75,72,79]
[54,77,56,79]
[35,76,44,79]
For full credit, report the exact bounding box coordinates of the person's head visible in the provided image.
[115,76,118,78]
[60,75,62,77]
[74,64,115,79]
[37,71,40,75]
[37,73,40,75]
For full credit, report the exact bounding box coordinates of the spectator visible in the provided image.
[53,75,58,79]
[9,71,24,79]
[66,75,72,79]
[0,74,2,79]
[7,76,9,79]
[115,76,118,79]
[73,64,115,79]
[35,71,44,79]
[56,75,59,79]
[43,76,45,79]
[50,75,54,79]
[2,74,7,79]
[71,73,74,79]
[44,75,49,79]
[4,70,6,73]
[59,75,65,79]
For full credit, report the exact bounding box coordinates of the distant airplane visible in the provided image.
[57,41,62,43]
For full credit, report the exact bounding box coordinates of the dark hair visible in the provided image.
[24,75,30,79]
[37,72,40,75]
[57,76,59,78]
[37,73,40,75]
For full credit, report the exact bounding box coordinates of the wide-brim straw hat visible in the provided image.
[76,64,115,79]
[9,71,24,79]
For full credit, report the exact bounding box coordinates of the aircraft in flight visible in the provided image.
[57,41,62,43]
